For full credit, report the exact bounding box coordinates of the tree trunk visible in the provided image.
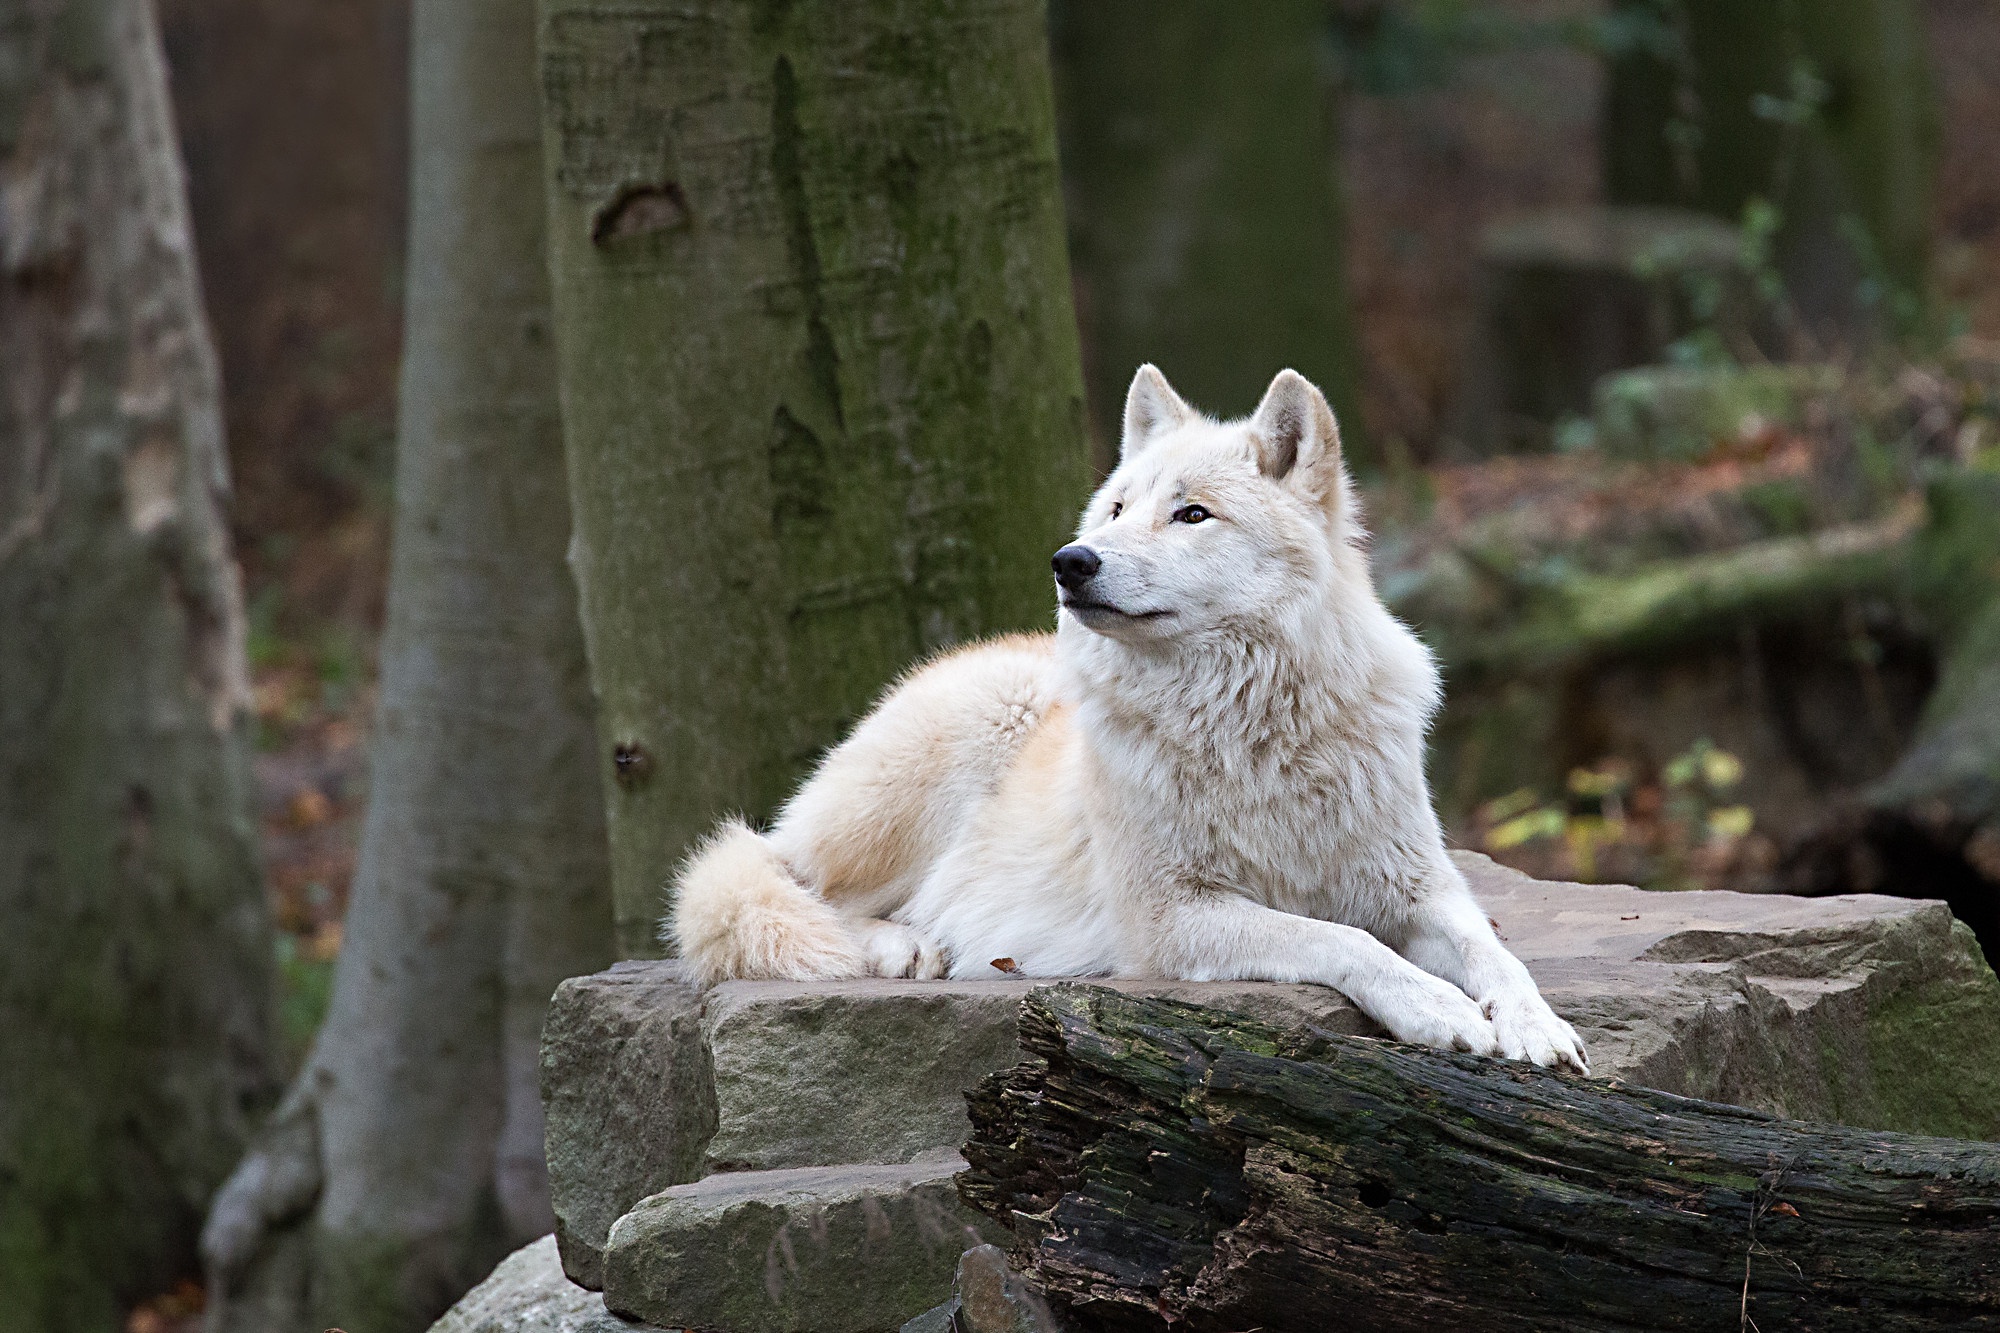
[1051,0,1366,475]
[196,0,614,1327]
[535,0,1092,956]
[1601,0,1940,340]
[0,1,276,1328]
[961,985,2000,1333]
[1783,470,2000,959]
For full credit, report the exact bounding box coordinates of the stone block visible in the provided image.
[701,975,1369,1174]
[600,1155,1005,1333]
[902,1244,1065,1333]
[430,1235,659,1333]
[540,960,715,1289]
[1471,852,2000,1138]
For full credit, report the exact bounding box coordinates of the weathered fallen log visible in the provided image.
[960,985,2000,1332]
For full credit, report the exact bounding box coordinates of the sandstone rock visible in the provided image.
[1475,852,2000,1138]
[702,975,1369,1174]
[942,1244,1065,1333]
[429,1235,657,1333]
[540,960,715,1288]
[600,1154,1005,1333]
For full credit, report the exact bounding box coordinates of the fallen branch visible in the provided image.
[1448,497,1923,676]
[960,985,2000,1332]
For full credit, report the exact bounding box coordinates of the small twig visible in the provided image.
[1741,1155,1802,1332]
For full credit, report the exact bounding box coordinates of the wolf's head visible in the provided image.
[1053,365,1365,649]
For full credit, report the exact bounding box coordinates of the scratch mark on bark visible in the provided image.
[769,55,843,433]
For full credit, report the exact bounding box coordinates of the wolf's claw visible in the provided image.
[1487,987,1590,1073]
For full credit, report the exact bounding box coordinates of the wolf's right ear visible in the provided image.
[1120,364,1193,462]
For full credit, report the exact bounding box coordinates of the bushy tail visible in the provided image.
[667,819,867,986]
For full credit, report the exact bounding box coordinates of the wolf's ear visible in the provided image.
[1120,364,1193,462]
[1249,369,1345,515]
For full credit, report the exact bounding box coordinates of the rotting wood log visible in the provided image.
[959,985,2000,1333]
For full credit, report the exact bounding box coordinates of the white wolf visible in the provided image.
[670,365,1586,1070]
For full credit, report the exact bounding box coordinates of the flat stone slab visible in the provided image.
[601,1154,1006,1333]
[701,973,1369,1175]
[543,853,2000,1287]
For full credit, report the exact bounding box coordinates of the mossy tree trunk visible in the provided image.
[1784,472,2000,958]
[536,0,1091,956]
[196,0,614,1328]
[1602,0,1940,338]
[0,1,276,1328]
[1051,0,1366,474]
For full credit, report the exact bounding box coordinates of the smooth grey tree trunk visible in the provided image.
[196,0,614,1328]
[1051,0,1366,474]
[0,1,276,1328]
[536,0,1092,956]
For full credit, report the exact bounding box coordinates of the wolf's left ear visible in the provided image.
[1249,369,1346,516]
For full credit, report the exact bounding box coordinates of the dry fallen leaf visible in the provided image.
[1769,1202,1800,1218]
[989,957,1020,975]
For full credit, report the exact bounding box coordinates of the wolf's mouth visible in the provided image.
[1060,597,1171,620]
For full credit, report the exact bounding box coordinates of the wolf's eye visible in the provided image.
[1110,502,1123,519]
[1173,504,1212,524]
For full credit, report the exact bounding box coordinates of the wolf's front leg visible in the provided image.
[1148,893,1500,1057]
[1400,881,1588,1073]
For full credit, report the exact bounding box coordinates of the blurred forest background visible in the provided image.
[8,0,2000,1329]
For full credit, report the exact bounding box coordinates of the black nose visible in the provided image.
[1051,544,1101,591]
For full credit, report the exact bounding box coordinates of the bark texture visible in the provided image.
[1051,0,1365,474]
[1602,0,1940,337]
[0,1,275,1327]
[962,985,2000,1332]
[536,0,1091,955]
[198,0,614,1328]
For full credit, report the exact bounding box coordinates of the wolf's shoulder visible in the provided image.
[905,631,1056,681]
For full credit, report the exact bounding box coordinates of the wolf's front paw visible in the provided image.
[856,919,949,980]
[1485,988,1589,1073]
[1372,970,1500,1056]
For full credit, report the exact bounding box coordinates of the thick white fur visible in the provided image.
[669,366,1587,1070]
